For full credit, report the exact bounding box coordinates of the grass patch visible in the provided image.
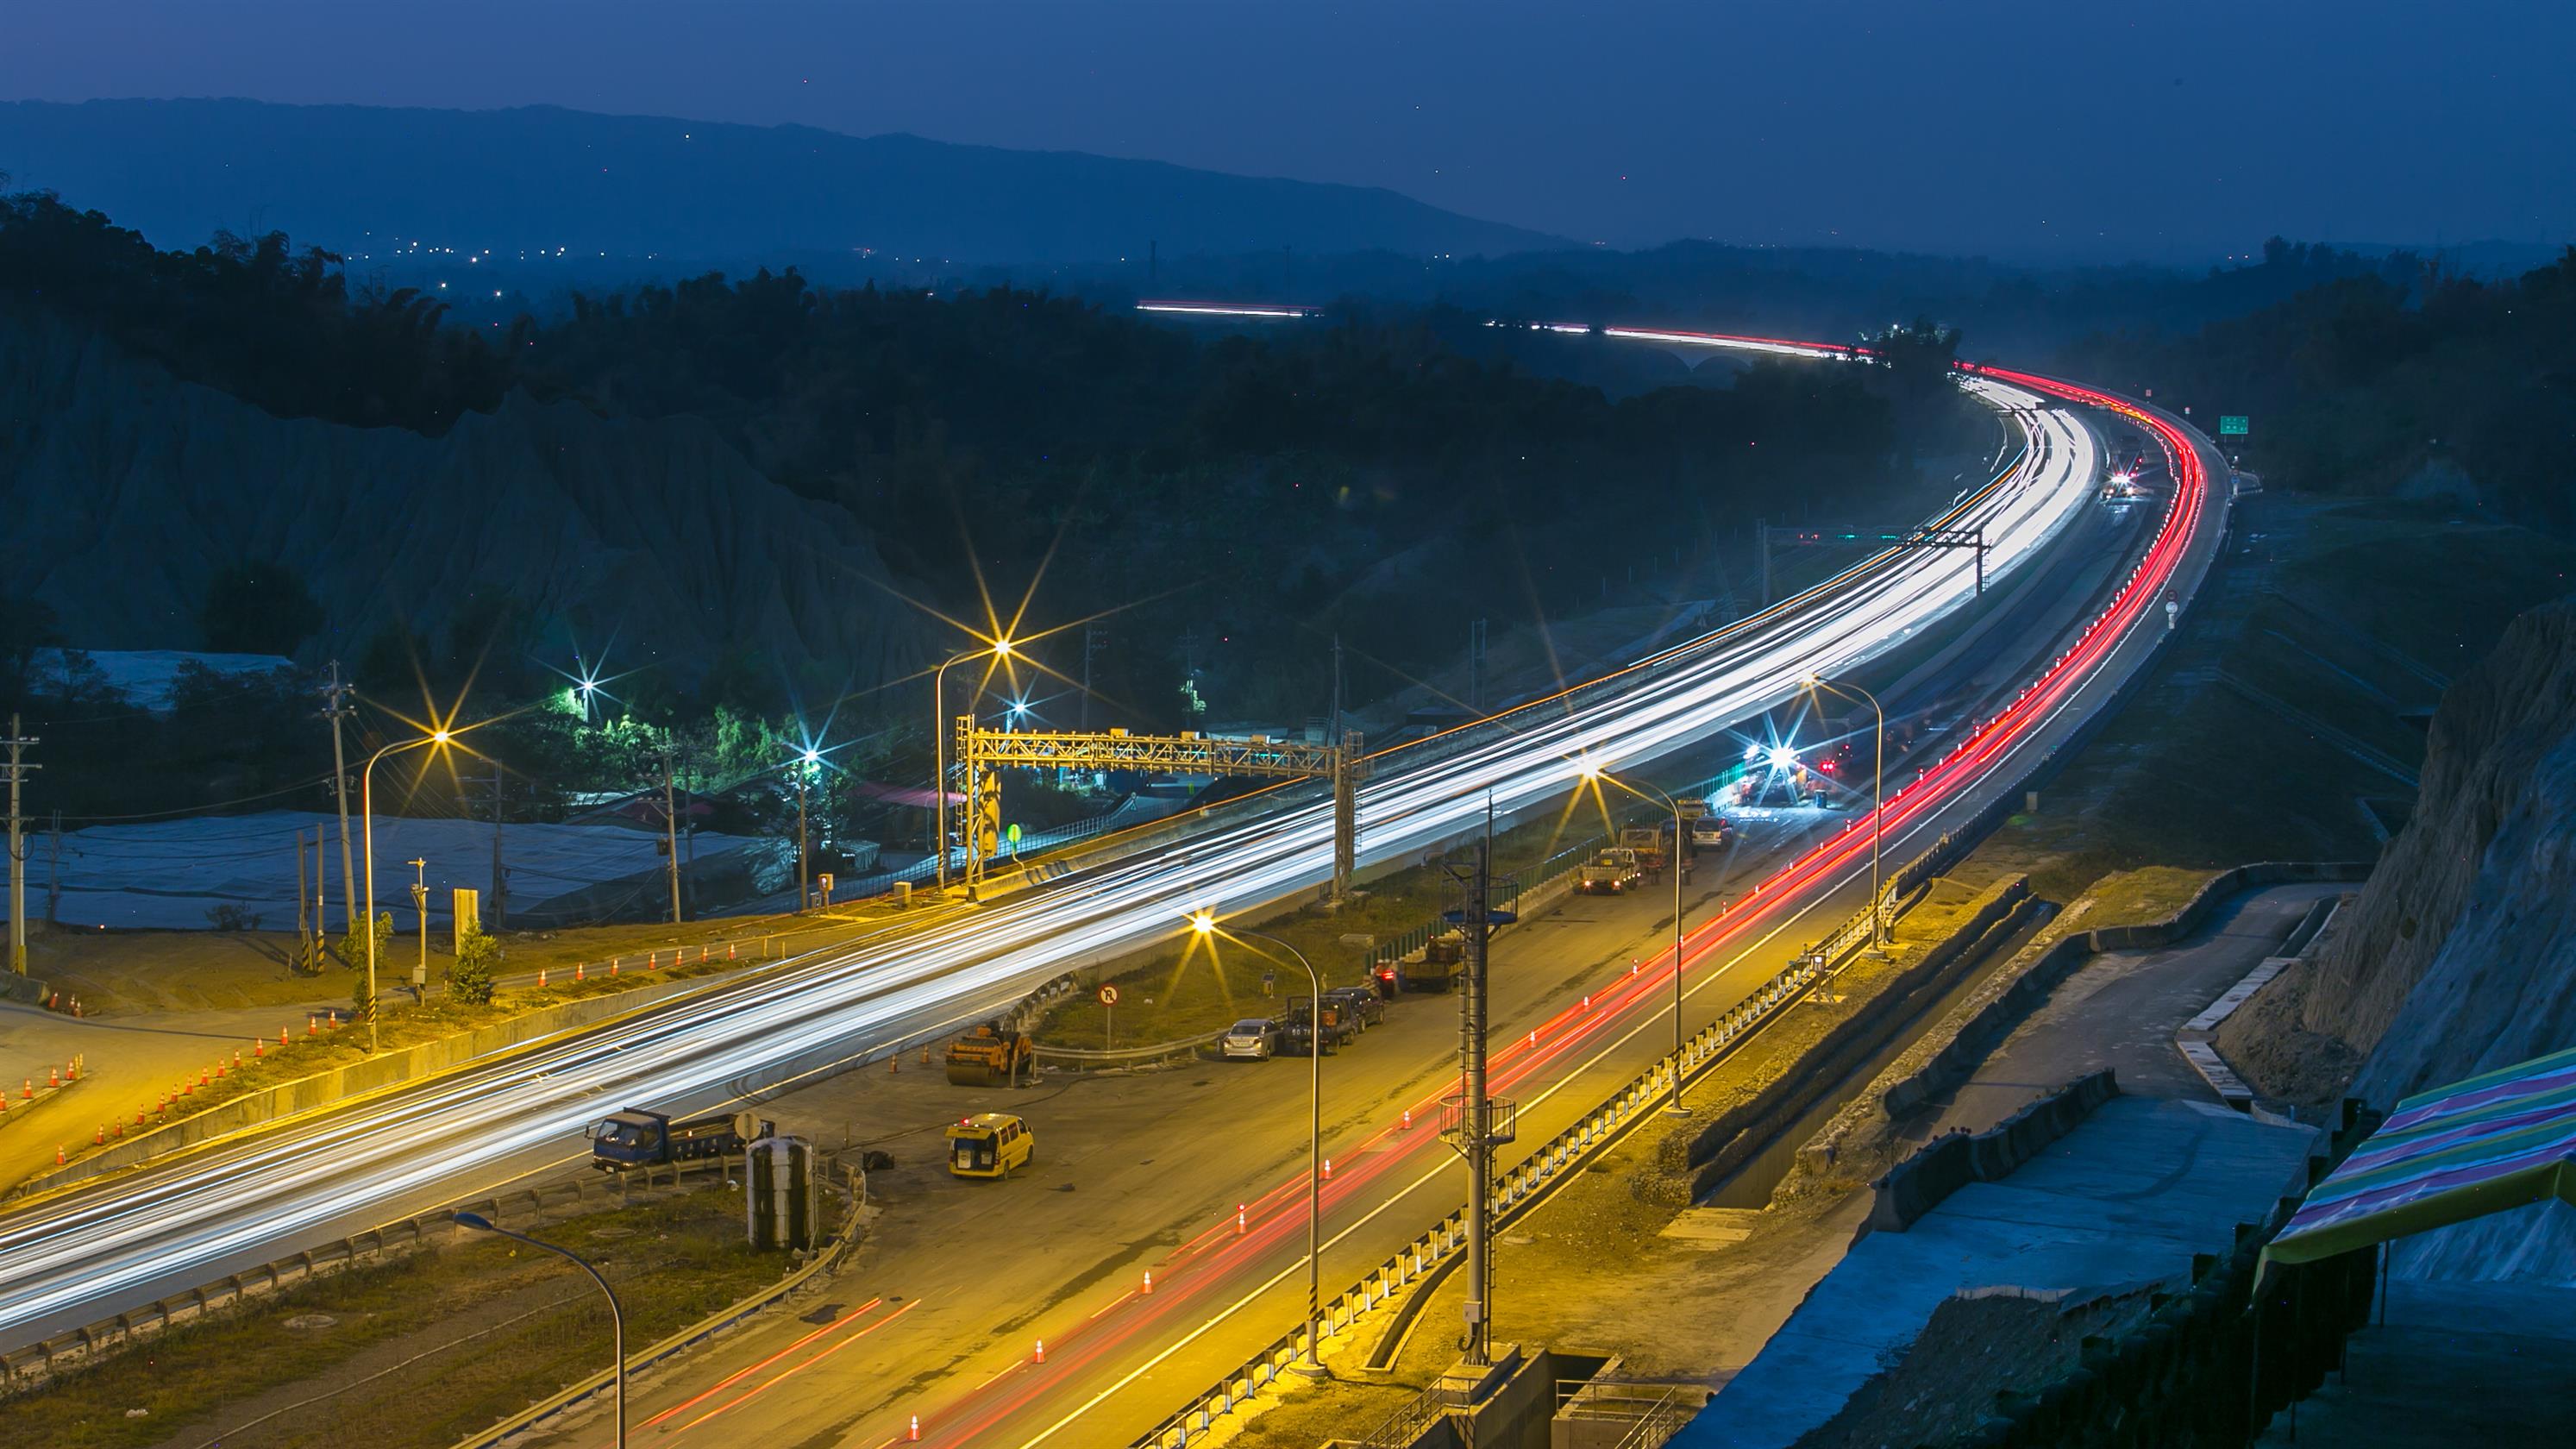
[0,1185,787,1449]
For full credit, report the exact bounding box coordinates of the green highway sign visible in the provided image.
[2219,415,2250,436]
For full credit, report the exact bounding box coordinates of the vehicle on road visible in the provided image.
[1688,815,1733,850]
[1322,984,1386,1030]
[1280,998,1357,1052]
[945,1022,1038,1086]
[1577,846,1645,895]
[1401,934,1464,992]
[586,1107,768,1171]
[1619,823,1674,875]
[946,1112,1033,1178]
[1221,1019,1282,1059]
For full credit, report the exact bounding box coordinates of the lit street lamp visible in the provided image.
[362,729,449,1053]
[1577,762,1693,1115]
[795,748,819,913]
[1190,913,1328,1377]
[931,638,1014,893]
[1806,674,1889,952]
[453,1212,625,1446]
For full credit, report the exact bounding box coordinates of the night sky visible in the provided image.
[8,0,2569,260]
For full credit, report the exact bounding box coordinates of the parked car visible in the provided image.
[1221,1019,1281,1060]
[1278,999,1357,1053]
[1322,985,1387,1029]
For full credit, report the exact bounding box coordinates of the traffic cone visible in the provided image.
[538,967,548,988]
[307,1014,317,1036]
[1141,1270,1153,1295]
[135,1107,147,1126]
[1034,1339,1045,1364]
[728,941,736,960]
[576,962,586,982]
[213,1063,225,1081]
[909,1415,920,1442]
[1401,1108,1413,1130]
[21,1079,30,1100]
[197,1069,209,1088]
[610,959,619,977]
[889,1053,899,1074]
[1237,1203,1247,1235]
[280,1027,289,1047]
[1322,1158,1333,1181]
[94,1124,104,1145]
[1582,994,1591,1010]
[699,944,708,963]
[255,1038,265,1058]
[49,1068,60,1088]
[56,1145,65,1165]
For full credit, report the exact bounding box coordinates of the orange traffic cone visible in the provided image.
[1034,1339,1045,1364]
[55,1145,65,1165]
[1141,1270,1153,1295]
[610,959,619,977]
[49,1068,60,1088]
[1401,1108,1413,1130]
[538,967,548,988]
[909,1415,920,1442]
[93,1124,104,1145]
[1322,1158,1333,1181]
[1237,1203,1247,1235]
[576,962,586,982]
[280,1026,290,1047]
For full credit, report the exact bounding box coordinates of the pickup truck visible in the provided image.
[1577,847,1644,895]
[1279,998,1357,1052]
[1619,824,1673,875]
[1322,984,1387,1030]
[587,1107,769,1170]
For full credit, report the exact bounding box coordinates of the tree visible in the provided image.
[338,909,393,975]
[201,561,323,656]
[448,926,502,1005]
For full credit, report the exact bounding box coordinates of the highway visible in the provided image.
[493,351,2226,1449]
[0,339,2212,1449]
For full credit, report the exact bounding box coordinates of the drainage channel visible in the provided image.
[1698,910,2048,1209]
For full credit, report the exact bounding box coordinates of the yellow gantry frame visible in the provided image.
[956,719,1366,900]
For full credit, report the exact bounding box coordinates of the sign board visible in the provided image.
[2219,415,2249,436]
[1676,798,1708,816]
[1098,984,1119,1007]
[451,888,479,950]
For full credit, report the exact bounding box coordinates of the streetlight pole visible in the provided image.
[1809,676,1888,950]
[794,755,812,913]
[1194,917,1326,1377]
[454,1212,624,1447]
[931,641,1012,894]
[361,731,448,1053]
[1586,765,1694,1115]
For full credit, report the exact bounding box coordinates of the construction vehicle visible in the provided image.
[1401,932,1465,993]
[945,1022,1038,1086]
[1620,822,1674,874]
[1577,847,1644,895]
[586,1107,768,1170]
[946,1112,1034,1178]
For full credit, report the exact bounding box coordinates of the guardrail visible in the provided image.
[448,1164,869,1449]
[1035,1032,1223,1069]
[1132,906,1857,1448]
[0,1152,752,1395]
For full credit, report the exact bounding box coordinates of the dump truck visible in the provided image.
[1620,822,1674,874]
[945,1022,1038,1086]
[586,1107,768,1170]
[1401,932,1465,993]
[1577,847,1644,895]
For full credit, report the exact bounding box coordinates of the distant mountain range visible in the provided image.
[0,97,1562,266]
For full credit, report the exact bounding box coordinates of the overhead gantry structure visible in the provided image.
[954,720,1369,901]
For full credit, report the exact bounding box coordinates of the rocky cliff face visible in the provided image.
[0,304,924,689]
[2218,594,2576,1280]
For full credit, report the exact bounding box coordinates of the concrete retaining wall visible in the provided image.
[1648,875,2036,1206]
[1864,1069,2122,1234]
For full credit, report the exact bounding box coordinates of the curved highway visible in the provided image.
[0,337,2203,1402]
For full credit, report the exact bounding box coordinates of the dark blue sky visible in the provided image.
[8,1,2568,260]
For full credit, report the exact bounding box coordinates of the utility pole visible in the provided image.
[408,857,429,990]
[794,763,811,913]
[45,809,60,926]
[1080,623,1106,731]
[1442,804,1518,1369]
[483,762,508,932]
[660,739,685,924]
[320,662,357,933]
[3,716,37,975]
[1328,635,1344,742]
[1468,618,1488,714]
[296,828,310,973]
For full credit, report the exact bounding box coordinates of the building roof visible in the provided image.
[2264,1044,2576,1267]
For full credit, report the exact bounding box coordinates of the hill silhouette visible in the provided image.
[0,97,1562,266]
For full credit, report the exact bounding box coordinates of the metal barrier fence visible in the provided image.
[1130,896,1859,1449]
[0,1152,759,1394]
